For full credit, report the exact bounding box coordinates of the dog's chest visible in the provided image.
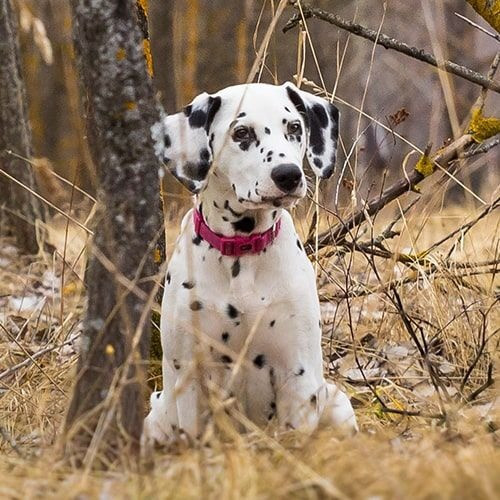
[164,212,317,340]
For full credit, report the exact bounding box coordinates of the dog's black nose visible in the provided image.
[271,164,302,193]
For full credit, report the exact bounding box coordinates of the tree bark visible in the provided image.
[63,0,159,465]
[0,0,45,253]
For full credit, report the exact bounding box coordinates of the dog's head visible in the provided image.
[152,82,339,208]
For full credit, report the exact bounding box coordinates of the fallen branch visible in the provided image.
[306,134,478,251]
[0,334,79,383]
[283,4,500,94]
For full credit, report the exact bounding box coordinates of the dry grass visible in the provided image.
[0,201,498,499]
[1,2,499,497]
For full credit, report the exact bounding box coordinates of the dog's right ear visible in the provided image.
[152,92,222,193]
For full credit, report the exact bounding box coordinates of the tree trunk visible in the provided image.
[0,0,45,254]
[63,0,159,465]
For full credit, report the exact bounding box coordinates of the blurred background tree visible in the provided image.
[11,0,499,209]
[0,0,45,254]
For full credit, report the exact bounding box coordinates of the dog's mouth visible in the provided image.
[244,194,302,209]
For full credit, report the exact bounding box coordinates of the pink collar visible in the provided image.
[193,209,281,257]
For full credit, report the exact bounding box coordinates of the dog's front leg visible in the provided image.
[273,367,324,433]
[174,370,201,440]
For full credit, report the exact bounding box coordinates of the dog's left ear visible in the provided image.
[151,92,222,193]
[283,82,339,179]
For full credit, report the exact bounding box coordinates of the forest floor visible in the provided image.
[0,202,498,499]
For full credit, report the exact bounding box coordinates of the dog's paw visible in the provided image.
[141,391,177,453]
[321,383,359,436]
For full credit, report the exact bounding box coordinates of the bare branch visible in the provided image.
[283,4,500,94]
[306,134,478,251]
[454,12,500,43]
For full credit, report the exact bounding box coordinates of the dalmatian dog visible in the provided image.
[143,82,357,447]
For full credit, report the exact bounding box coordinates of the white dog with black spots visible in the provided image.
[143,82,358,447]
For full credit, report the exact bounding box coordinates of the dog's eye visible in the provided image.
[288,121,301,134]
[233,126,250,140]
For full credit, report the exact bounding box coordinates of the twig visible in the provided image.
[0,334,79,382]
[423,194,500,258]
[283,4,500,93]
[0,323,66,394]
[460,311,489,393]
[306,134,477,251]
[454,12,500,43]
[459,136,499,158]
[466,363,494,402]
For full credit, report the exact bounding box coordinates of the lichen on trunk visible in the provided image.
[63,0,160,466]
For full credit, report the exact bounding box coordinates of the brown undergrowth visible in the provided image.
[0,201,498,499]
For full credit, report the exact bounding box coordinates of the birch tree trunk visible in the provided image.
[64,0,159,465]
[0,0,45,253]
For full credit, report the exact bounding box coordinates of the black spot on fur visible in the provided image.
[182,281,195,289]
[311,103,328,128]
[270,320,275,327]
[224,200,243,217]
[286,87,307,122]
[213,201,219,209]
[282,118,287,124]
[221,332,230,342]
[190,300,203,311]
[200,148,210,161]
[321,166,333,179]
[192,235,202,245]
[264,127,271,134]
[270,401,276,410]
[222,216,228,222]
[284,106,291,112]
[173,359,181,370]
[296,239,303,251]
[232,216,255,233]
[188,108,207,128]
[279,153,285,157]
[313,157,323,170]
[205,96,222,133]
[164,134,171,148]
[237,112,246,118]
[221,355,233,364]
[185,160,210,181]
[253,354,266,368]
[227,304,239,318]
[166,272,171,284]
[272,210,277,219]
[296,367,305,376]
[308,107,326,155]
[156,392,161,399]
[183,105,192,116]
[310,394,317,405]
[231,259,241,278]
